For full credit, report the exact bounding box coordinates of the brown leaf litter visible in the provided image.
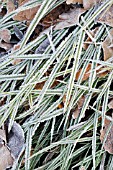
[72,95,85,119]
[0,28,12,51]
[0,121,24,169]
[75,63,109,82]
[102,29,113,61]
[7,0,41,21]
[63,95,85,119]
[55,7,86,30]
[41,4,69,28]
[97,5,113,28]
[11,44,22,65]
[108,99,113,109]
[66,0,102,9]
[100,116,113,154]
[0,128,14,170]
[66,0,83,5]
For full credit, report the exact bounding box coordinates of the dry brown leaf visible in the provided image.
[75,63,109,82]
[54,7,86,30]
[108,99,113,109]
[63,95,71,105]
[66,0,83,5]
[35,81,45,90]
[63,95,85,119]
[83,0,101,9]
[0,97,6,107]
[0,129,6,144]
[58,103,64,109]
[11,44,22,65]
[66,0,101,9]
[0,28,12,51]
[98,5,113,27]
[0,129,14,170]
[0,122,24,169]
[0,29,11,43]
[41,4,69,28]
[102,29,113,61]
[0,146,14,170]
[76,63,91,81]
[0,42,12,51]
[72,96,85,119]
[77,95,85,109]
[100,117,113,154]
[72,108,81,119]
[7,0,15,13]
[7,0,41,21]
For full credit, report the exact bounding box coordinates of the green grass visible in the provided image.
[0,0,113,169]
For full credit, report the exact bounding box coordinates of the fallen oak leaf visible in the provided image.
[100,117,113,154]
[54,7,86,30]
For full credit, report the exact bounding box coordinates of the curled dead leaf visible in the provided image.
[54,7,86,30]
[100,117,113,154]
